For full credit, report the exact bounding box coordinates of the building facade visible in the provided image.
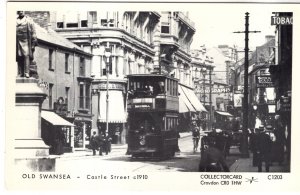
[44,11,199,142]
[26,11,93,152]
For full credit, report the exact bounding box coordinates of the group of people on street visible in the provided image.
[90,131,112,156]
[249,115,287,172]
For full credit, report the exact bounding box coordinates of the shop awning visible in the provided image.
[178,85,196,113]
[180,85,207,113]
[215,111,233,117]
[98,90,126,123]
[41,110,75,126]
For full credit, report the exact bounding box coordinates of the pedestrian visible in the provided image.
[252,125,272,172]
[96,132,105,156]
[90,131,98,156]
[273,115,286,164]
[16,11,38,78]
[103,133,112,155]
[198,137,230,172]
[192,121,200,152]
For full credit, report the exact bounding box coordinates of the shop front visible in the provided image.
[73,116,92,150]
[41,110,75,154]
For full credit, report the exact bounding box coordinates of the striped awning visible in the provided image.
[178,85,196,113]
[178,85,207,113]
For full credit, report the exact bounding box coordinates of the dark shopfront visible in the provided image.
[98,122,125,144]
[41,110,75,154]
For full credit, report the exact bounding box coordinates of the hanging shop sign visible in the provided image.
[234,94,243,107]
[256,76,275,88]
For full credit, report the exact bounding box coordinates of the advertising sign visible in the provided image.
[195,87,231,94]
[271,16,293,25]
[256,76,274,88]
[234,94,243,107]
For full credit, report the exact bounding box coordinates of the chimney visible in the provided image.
[265,35,275,43]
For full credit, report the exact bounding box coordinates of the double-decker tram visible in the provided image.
[127,74,179,159]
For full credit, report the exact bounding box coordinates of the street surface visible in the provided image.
[55,135,202,172]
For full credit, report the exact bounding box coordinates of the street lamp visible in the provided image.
[104,43,112,136]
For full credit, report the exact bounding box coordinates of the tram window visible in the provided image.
[137,81,141,89]
[158,81,165,94]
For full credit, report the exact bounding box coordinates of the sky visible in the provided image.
[188,6,276,50]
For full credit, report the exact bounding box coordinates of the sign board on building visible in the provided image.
[98,83,124,90]
[271,16,293,25]
[195,87,231,94]
[256,76,275,88]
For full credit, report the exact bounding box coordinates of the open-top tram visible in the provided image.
[126,74,179,159]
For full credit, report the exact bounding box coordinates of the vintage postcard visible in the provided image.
[4,0,300,192]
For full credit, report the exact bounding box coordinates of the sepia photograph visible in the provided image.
[4,0,300,192]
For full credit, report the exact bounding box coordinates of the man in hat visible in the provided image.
[252,125,272,172]
[16,11,38,78]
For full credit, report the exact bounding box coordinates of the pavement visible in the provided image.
[229,147,290,172]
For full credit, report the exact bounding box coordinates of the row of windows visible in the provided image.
[48,83,90,110]
[48,49,86,76]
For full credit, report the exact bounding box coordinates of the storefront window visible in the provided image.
[74,122,84,148]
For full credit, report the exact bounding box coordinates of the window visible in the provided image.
[65,53,69,73]
[81,20,88,27]
[85,84,90,109]
[79,57,85,76]
[79,83,90,110]
[161,25,170,34]
[65,87,70,107]
[161,12,171,34]
[57,22,64,28]
[49,49,54,70]
[79,84,84,109]
[89,11,97,23]
[101,19,114,27]
[66,23,78,28]
[49,83,53,109]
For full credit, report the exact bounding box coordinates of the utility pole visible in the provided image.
[234,12,260,158]
[209,68,212,131]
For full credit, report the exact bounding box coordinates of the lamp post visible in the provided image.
[200,67,207,130]
[104,43,112,136]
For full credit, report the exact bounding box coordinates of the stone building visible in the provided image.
[26,11,93,152]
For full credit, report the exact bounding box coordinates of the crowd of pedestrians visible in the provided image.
[90,131,112,156]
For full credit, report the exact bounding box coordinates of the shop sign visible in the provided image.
[256,76,274,88]
[271,16,293,25]
[195,87,231,94]
[98,83,124,90]
[234,94,243,107]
